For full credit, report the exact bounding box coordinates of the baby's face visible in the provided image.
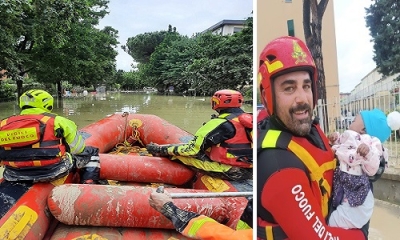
[349,114,366,134]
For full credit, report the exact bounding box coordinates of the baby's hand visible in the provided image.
[328,132,339,144]
[357,143,370,157]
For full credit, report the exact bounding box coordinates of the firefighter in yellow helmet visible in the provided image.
[0,89,102,183]
[146,89,253,181]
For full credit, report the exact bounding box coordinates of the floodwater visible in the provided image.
[1,92,399,238]
[0,92,253,134]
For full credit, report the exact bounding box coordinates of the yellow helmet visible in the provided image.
[19,89,54,112]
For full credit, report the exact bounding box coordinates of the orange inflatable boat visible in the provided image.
[0,113,251,239]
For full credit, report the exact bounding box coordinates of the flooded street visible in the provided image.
[370,200,400,240]
[1,93,399,238]
[0,92,253,134]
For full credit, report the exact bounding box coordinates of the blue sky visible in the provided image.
[97,0,253,71]
[97,0,375,93]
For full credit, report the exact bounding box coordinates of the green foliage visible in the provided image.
[366,0,400,77]
[119,69,146,90]
[0,0,118,96]
[0,82,17,102]
[123,24,178,65]
[125,18,253,95]
[1,2,252,98]
[0,0,32,78]
[123,31,169,64]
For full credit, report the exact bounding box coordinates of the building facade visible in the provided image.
[341,68,400,115]
[256,0,339,132]
[203,20,246,36]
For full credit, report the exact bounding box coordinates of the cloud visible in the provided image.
[334,0,376,93]
[98,0,253,71]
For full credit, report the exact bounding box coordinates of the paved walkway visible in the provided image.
[383,167,400,181]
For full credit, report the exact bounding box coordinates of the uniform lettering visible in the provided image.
[313,216,323,233]
[293,185,339,240]
[7,130,29,136]
[291,185,315,221]
[0,127,38,145]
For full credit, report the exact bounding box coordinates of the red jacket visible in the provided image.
[257,117,365,240]
[0,114,67,168]
[207,113,252,168]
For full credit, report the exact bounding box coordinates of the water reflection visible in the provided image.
[0,92,253,134]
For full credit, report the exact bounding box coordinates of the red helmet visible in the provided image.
[258,36,317,115]
[211,89,244,110]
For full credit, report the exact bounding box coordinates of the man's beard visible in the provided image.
[286,103,313,136]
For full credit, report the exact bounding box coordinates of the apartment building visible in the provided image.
[341,68,400,114]
[203,19,246,35]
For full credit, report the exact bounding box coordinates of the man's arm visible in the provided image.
[147,120,233,157]
[258,150,365,240]
[149,191,252,240]
[55,116,85,154]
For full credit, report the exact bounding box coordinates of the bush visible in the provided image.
[0,83,17,102]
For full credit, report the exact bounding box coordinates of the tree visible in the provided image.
[0,0,116,97]
[303,0,329,131]
[0,0,30,79]
[187,17,253,95]
[366,0,400,79]
[123,18,252,95]
[122,31,169,64]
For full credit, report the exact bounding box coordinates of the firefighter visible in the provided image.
[146,89,252,181]
[257,36,367,239]
[0,89,100,184]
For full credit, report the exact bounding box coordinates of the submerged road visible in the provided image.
[369,199,400,240]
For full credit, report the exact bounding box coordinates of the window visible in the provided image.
[287,19,295,37]
[233,27,243,33]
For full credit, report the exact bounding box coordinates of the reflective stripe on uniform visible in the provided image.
[260,129,334,218]
[186,216,217,237]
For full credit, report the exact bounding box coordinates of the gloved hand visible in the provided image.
[146,143,169,156]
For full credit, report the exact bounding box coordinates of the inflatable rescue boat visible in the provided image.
[0,113,250,239]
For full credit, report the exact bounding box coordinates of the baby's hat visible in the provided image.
[360,109,391,143]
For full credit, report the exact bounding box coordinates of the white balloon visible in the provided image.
[387,111,400,131]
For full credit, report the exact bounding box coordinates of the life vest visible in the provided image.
[257,124,336,239]
[0,113,67,168]
[207,113,253,168]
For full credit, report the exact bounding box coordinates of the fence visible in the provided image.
[317,91,400,168]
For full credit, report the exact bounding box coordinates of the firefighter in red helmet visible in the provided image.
[257,36,367,239]
[147,89,253,181]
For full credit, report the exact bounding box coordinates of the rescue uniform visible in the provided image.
[0,108,86,182]
[164,108,252,181]
[257,117,365,240]
[160,201,252,240]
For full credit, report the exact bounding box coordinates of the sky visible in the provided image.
[333,0,376,93]
[97,0,253,71]
[97,0,375,94]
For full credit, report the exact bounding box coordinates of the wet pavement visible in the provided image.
[369,199,400,240]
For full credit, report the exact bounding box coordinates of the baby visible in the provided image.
[328,109,392,229]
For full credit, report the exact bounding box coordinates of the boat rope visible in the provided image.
[109,145,150,155]
[121,111,129,144]
[127,124,145,147]
[110,113,149,155]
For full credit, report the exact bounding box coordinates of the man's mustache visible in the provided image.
[289,104,312,115]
